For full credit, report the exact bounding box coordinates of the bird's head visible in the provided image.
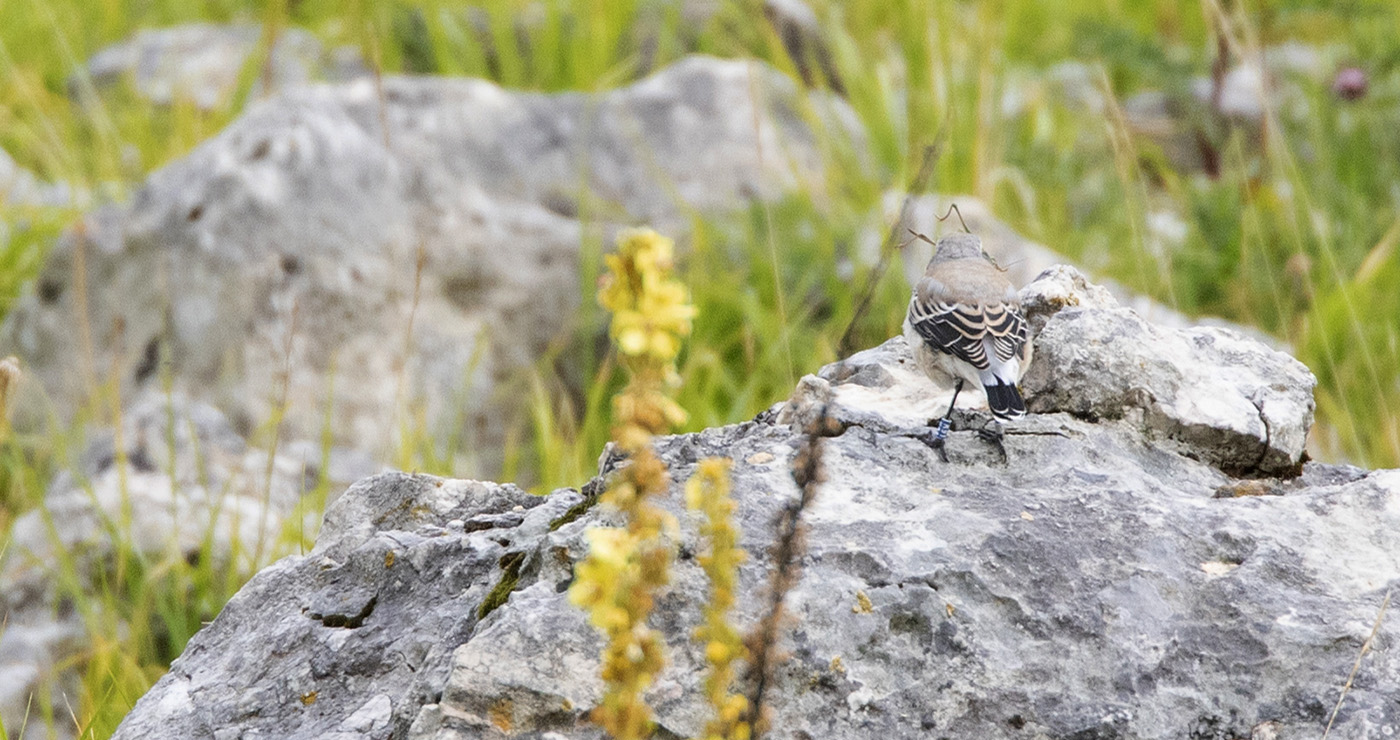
[930,233,986,263]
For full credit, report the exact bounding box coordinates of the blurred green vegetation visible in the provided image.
[3,0,1400,736]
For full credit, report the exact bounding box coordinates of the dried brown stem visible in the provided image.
[743,405,838,736]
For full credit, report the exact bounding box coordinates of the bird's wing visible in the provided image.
[983,301,1029,363]
[908,281,1028,371]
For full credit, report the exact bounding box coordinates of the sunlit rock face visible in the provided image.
[115,270,1397,740]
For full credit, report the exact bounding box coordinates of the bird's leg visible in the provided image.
[975,417,1009,463]
[921,379,964,463]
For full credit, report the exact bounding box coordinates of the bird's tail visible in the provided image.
[982,377,1026,420]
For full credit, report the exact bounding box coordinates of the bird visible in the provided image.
[902,232,1031,460]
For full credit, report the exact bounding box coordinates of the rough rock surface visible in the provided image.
[79,23,367,109]
[109,472,578,740]
[3,55,853,476]
[1020,266,1315,476]
[114,270,1397,740]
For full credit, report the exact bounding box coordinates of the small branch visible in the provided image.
[1002,428,1071,438]
[744,403,837,736]
[936,203,971,234]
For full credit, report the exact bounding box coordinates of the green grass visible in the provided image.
[3,0,1400,736]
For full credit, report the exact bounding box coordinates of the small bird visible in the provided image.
[902,232,1031,460]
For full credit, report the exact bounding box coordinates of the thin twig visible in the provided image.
[905,228,935,249]
[837,133,945,358]
[1322,589,1392,738]
[936,203,971,233]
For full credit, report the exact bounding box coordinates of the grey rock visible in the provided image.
[0,619,84,740]
[818,263,1314,479]
[116,271,1397,740]
[3,55,855,479]
[79,23,366,110]
[1017,263,1119,334]
[1,391,305,595]
[1020,266,1316,476]
[1,57,853,735]
[807,339,956,432]
[110,472,576,740]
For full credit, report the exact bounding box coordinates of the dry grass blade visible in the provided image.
[1322,588,1392,738]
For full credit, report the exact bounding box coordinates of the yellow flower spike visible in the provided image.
[659,396,690,428]
[647,332,679,363]
[572,228,697,740]
[685,458,748,740]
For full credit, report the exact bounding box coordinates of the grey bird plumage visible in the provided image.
[902,233,1032,420]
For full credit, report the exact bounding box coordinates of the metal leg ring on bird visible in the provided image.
[920,378,965,463]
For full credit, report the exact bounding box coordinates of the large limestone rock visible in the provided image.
[112,270,1397,740]
[1019,265,1315,476]
[110,472,577,740]
[3,55,854,477]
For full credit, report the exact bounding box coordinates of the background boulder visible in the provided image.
[3,55,855,478]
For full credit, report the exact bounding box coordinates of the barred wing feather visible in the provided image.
[909,299,1027,370]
